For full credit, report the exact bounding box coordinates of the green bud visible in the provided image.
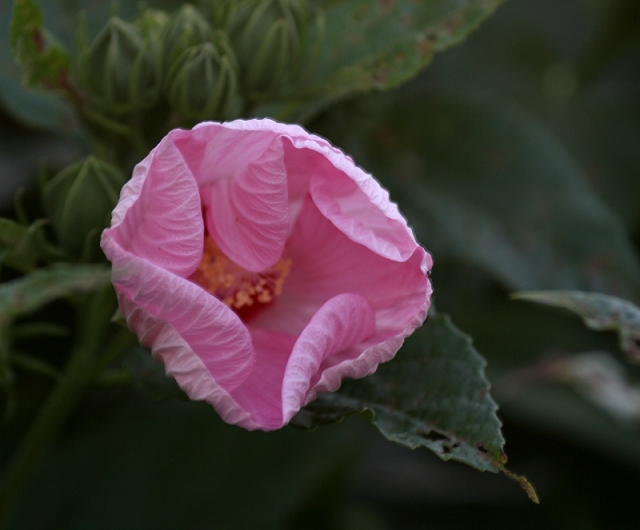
[75,16,162,115]
[43,156,125,259]
[162,4,213,73]
[134,9,169,41]
[167,38,238,125]
[225,0,310,97]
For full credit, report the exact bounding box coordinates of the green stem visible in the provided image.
[0,287,116,521]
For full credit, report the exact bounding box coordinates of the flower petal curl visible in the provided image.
[105,135,204,278]
[281,293,377,424]
[103,237,255,391]
[201,137,289,272]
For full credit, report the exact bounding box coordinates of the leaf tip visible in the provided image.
[493,461,539,504]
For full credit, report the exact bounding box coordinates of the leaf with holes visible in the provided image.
[513,291,640,363]
[293,312,538,502]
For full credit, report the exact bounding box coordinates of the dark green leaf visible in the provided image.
[513,291,640,362]
[498,351,640,424]
[256,0,506,122]
[294,312,536,501]
[433,263,640,471]
[313,0,506,89]
[423,0,640,233]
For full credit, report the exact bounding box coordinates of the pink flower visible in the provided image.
[101,119,432,431]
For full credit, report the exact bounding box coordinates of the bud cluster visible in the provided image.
[73,1,322,138]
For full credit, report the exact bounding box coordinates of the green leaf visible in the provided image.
[256,0,506,122]
[513,291,640,362]
[314,0,505,89]
[547,95,640,234]
[431,262,640,471]
[0,218,64,273]
[294,312,537,501]
[422,1,640,234]
[0,263,111,322]
[313,90,640,297]
[10,0,70,88]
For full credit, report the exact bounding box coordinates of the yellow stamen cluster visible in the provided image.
[192,236,292,311]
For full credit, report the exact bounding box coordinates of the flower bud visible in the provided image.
[162,4,213,73]
[75,16,162,115]
[134,9,169,42]
[224,0,309,97]
[167,40,238,125]
[43,156,125,259]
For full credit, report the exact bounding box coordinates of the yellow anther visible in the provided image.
[191,236,291,315]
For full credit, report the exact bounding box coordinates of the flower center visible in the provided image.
[192,236,291,315]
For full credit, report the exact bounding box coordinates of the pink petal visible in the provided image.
[169,121,285,188]
[117,294,255,428]
[230,328,298,430]
[305,330,409,406]
[103,237,255,391]
[103,135,204,278]
[201,137,289,272]
[284,136,419,263]
[169,119,334,230]
[281,293,376,424]
[250,196,430,338]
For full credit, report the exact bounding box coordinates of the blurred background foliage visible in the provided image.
[1,0,640,528]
